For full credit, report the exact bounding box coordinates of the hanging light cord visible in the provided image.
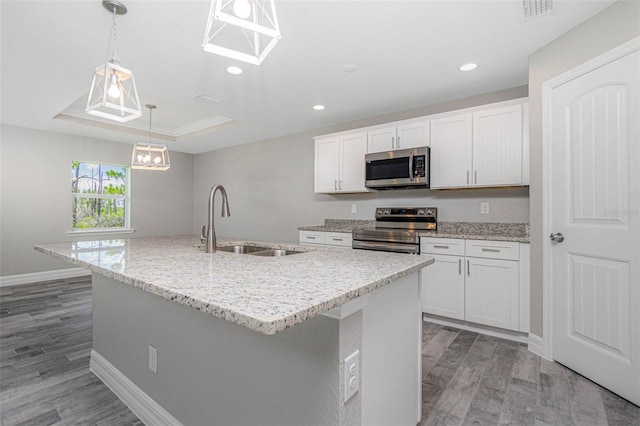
[148,107,153,144]
[110,6,119,63]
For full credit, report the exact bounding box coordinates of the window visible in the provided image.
[71,161,130,231]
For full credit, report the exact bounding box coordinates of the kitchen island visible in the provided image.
[35,236,433,426]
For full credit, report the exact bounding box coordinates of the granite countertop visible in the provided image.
[299,219,530,243]
[34,236,432,335]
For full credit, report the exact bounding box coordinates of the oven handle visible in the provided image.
[409,150,414,182]
[352,240,419,254]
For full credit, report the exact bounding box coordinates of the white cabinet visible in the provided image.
[421,238,466,321]
[314,132,367,193]
[430,104,526,189]
[472,105,523,186]
[299,231,352,248]
[367,121,429,154]
[421,237,526,332]
[430,114,473,188]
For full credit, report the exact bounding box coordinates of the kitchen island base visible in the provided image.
[89,271,422,426]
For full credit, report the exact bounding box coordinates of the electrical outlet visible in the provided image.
[480,202,490,215]
[149,345,157,373]
[351,204,357,214]
[344,350,360,403]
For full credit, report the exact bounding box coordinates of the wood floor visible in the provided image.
[1,277,639,426]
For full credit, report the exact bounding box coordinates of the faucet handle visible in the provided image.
[200,225,207,244]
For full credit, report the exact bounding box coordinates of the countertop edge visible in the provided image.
[34,244,434,335]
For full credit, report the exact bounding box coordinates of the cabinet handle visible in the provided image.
[474,170,478,185]
[339,180,342,190]
[467,259,470,276]
[307,236,316,240]
[332,238,344,241]
[397,136,401,149]
[392,136,395,149]
[334,180,337,191]
[481,248,500,253]
[458,258,462,275]
[466,171,470,185]
[433,245,449,249]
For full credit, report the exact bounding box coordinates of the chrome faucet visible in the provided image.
[200,184,230,253]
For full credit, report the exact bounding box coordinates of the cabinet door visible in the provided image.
[430,114,473,188]
[465,257,519,331]
[397,121,429,150]
[339,132,368,192]
[421,254,465,320]
[472,105,523,186]
[367,127,396,153]
[314,137,340,193]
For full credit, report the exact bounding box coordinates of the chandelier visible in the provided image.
[131,105,170,171]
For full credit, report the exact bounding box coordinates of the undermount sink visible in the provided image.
[216,245,303,256]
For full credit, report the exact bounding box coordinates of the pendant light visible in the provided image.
[131,105,170,171]
[86,0,142,122]
[203,0,281,65]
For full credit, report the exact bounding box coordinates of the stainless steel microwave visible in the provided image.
[365,147,430,189]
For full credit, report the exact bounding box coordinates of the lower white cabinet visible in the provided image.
[299,231,352,248]
[421,237,528,333]
[465,256,519,331]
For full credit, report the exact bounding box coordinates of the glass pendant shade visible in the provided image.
[131,143,170,171]
[203,0,281,65]
[86,60,142,122]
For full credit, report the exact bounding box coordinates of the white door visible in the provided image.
[429,114,473,188]
[421,254,465,320]
[367,127,396,153]
[339,132,367,192]
[397,121,429,150]
[314,137,339,193]
[472,105,523,187]
[465,257,519,331]
[550,49,639,405]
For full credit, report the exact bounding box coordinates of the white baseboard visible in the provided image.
[527,333,545,358]
[90,350,182,426]
[0,267,90,288]
[422,314,529,344]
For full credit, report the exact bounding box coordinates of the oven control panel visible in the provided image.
[375,207,436,219]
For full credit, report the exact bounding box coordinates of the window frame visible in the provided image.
[68,161,134,236]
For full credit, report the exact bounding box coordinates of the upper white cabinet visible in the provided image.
[314,132,368,193]
[430,114,473,188]
[367,121,429,154]
[430,103,526,189]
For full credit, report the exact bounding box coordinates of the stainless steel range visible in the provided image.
[352,207,437,254]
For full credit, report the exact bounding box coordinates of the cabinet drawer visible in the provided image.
[465,240,519,261]
[299,231,325,245]
[420,237,465,256]
[325,232,352,247]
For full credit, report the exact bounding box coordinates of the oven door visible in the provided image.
[365,147,429,189]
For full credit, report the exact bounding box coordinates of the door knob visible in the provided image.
[550,232,565,243]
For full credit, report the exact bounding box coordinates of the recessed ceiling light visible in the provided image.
[313,105,325,111]
[343,64,357,73]
[459,63,478,72]
[226,66,243,75]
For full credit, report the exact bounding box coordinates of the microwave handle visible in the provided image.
[409,150,414,182]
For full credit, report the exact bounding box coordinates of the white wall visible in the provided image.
[528,0,640,336]
[0,124,194,277]
[194,87,530,244]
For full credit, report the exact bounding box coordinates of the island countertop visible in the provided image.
[35,236,433,335]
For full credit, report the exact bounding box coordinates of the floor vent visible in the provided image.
[522,0,553,20]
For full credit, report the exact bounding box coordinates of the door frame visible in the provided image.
[541,36,640,361]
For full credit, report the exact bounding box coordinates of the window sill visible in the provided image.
[67,228,136,237]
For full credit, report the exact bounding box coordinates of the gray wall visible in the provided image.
[528,0,640,336]
[0,124,194,276]
[194,86,530,244]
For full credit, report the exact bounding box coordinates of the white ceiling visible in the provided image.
[1,0,616,154]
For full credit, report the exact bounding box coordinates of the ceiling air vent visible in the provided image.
[522,0,553,20]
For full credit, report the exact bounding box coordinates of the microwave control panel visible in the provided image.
[414,155,426,177]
